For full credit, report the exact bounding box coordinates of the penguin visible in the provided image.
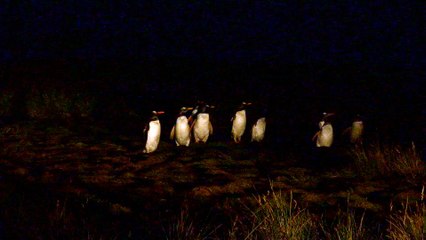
[231,101,252,143]
[192,101,214,143]
[251,117,267,142]
[312,112,335,147]
[143,110,164,153]
[170,107,193,146]
[343,114,364,144]
[250,104,267,142]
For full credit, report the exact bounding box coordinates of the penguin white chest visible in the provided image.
[251,117,266,142]
[144,120,161,153]
[350,121,363,143]
[232,110,246,143]
[316,123,333,147]
[319,120,325,129]
[194,113,211,143]
[175,116,191,146]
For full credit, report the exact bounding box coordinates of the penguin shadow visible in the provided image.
[224,138,273,177]
[134,151,155,162]
[306,146,351,171]
[132,150,160,163]
[173,146,199,162]
[226,141,251,160]
[247,140,267,151]
[190,165,232,187]
[130,141,174,162]
[251,143,277,177]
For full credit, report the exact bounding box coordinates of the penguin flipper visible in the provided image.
[190,119,196,132]
[312,131,320,141]
[209,121,213,135]
[342,127,351,136]
[170,125,176,140]
[188,115,194,125]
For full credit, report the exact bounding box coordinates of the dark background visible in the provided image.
[0,1,424,150]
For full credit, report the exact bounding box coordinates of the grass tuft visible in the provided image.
[26,88,95,120]
[387,186,425,240]
[0,90,14,117]
[164,202,220,240]
[230,183,317,240]
[351,143,425,181]
[321,193,376,240]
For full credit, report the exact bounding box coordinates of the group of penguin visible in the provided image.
[312,112,364,147]
[142,101,266,153]
[142,101,364,154]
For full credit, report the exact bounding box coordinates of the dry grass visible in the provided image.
[229,184,317,240]
[321,193,377,240]
[391,143,425,180]
[0,90,14,117]
[164,202,220,240]
[351,142,425,181]
[1,119,425,239]
[387,186,425,240]
[26,88,95,120]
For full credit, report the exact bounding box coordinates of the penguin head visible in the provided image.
[192,100,204,114]
[153,110,165,115]
[354,113,363,122]
[321,112,335,123]
[180,107,193,113]
[237,101,252,111]
[202,104,215,113]
[150,110,165,121]
[322,112,335,117]
[193,100,215,114]
[178,107,193,117]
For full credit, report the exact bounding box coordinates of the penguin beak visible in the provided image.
[157,111,165,115]
[186,107,193,111]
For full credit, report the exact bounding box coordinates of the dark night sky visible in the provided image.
[1,1,425,66]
